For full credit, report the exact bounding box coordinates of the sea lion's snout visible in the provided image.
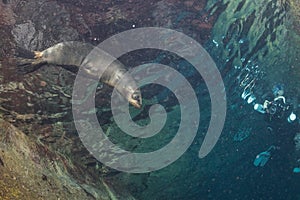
[129,90,142,109]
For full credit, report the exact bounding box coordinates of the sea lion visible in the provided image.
[16,41,142,109]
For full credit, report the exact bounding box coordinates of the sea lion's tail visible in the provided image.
[15,47,46,74]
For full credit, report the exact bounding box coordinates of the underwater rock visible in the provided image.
[0,119,136,199]
[11,0,79,49]
[0,1,16,26]
[11,21,41,50]
[206,0,293,96]
[2,0,81,122]
[289,0,300,34]
[0,119,95,199]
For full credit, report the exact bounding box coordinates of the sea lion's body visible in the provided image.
[17,41,142,108]
[38,42,93,66]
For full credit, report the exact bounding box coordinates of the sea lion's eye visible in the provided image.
[132,93,140,101]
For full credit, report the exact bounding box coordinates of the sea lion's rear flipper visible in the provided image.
[15,46,36,59]
[15,57,46,74]
[15,49,46,74]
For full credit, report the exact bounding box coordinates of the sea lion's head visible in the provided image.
[128,89,142,109]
